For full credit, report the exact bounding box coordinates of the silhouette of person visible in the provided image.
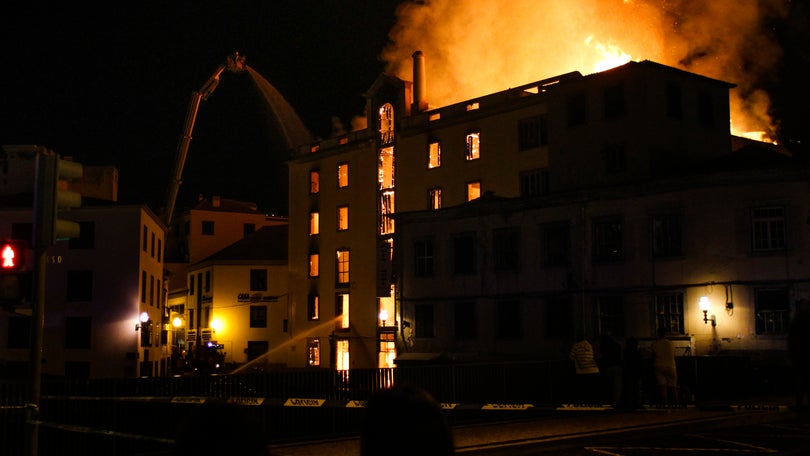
[360,383,454,456]
[598,332,623,407]
[788,301,810,411]
[621,337,643,409]
[650,326,678,406]
[569,335,600,403]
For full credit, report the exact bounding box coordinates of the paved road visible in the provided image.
[266,402,809,456]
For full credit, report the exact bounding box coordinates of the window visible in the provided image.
[666,82,682,119]
[246,341,269,361]
[244,223,255,236]
[310,170,320,194]
[698,92,714,127]
[151,232,156,257]
[189,275,195,296]
[65,316,91,349]
[142,225,148,252]
[453,233,476,274]
[7,316,31,349]
[380,191,395,234]
[602,143,626,174]
[157,239,162,263]
[518,115,548,150]
[414,304,434,338]
[378,146,394,189]
[308,294,320,320]
[603,84,625,119]
[593,216,623,262]
[465,131,480,160]
[596,295,625,337]
[337,163,349,188]
[414,238,434,277]
[66,270,93,302]
[654,292,684,335]
[567,91,587,126]
[428,187,442,210]
[69,221,95,249]
[250,269,268,291]
[652,214,683,258]
[379,103,394,144]
[755,287,790,335]
[309,253,319,277]
[336,293,350,329]
[466,181,481,201]
[752,206,786,252]
[428,140,441,168]
[520,168,549,197]
[493,228,520,271]
[543,222,570,267]
[250,305,267,328]
[309,211,320,235]
[201,221,214,235]
[337,206,349,231]
[204,270,211,292]
[496,300,521,339]
[545,295,573,339]
[141,270,147,303]
[336,249,350,285]
[307,338,321,366]
[149,275,155,306]
[454,301,477,340]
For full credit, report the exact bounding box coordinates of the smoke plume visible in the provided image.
[381,0,788,141]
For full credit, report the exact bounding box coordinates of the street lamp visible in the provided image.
[699,296,716,327]
[135,311,151,331]
[379,309,389,327]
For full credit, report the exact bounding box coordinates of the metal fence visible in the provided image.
[0,356,794,455]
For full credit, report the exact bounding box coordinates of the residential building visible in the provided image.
[286,56,804,369]
[183,225,289,370]
[0,203,168,378]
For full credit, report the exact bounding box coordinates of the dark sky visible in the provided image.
[1,2,401,215]
[2,1,808,217]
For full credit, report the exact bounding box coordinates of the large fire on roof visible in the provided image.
[381,0,787,144]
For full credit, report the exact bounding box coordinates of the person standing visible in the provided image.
[569,335,600,403]
[650,326,678,405]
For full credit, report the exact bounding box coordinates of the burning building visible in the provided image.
[284,53,807,370]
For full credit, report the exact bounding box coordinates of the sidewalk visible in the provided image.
[265,396,797,456]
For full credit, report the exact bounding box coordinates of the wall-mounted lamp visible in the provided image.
[135,311,151,331]
[379,309,389,327]
[698,296,716,327]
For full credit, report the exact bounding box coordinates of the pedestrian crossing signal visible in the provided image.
[1,241,25,271]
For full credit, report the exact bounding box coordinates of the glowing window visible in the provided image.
[380,191,395,235]
[336,338,349,371]
[465,131,480,160]
[378,103,394,144]
[337,163,349,188]
[378,146,394,189]
[308,253,319,277]
[308,294,319,320]
[336,249,350,284]
[337,206,349,231]
[467,102,479,111]
[307,338,320,366]
[466,181,481,201]
[310,170,320,194]
[336,293,350,329]
[309,211,319,235]
[428,141,441,168]
[428,187,441,210]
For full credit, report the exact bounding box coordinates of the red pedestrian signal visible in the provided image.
[1,242,25,271]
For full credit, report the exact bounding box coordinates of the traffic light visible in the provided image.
[0,241,32,307]
[34,147,83,247]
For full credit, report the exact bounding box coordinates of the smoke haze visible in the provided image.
[381,0,788,141]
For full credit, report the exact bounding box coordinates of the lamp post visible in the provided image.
[379,309,389,327]
[699,296,716,327]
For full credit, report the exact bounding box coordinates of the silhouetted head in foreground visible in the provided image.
[361,383,455,456]
[173,399,268,455]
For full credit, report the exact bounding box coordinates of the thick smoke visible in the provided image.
[380,0,788,141]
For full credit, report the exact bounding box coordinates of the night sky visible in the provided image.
[2,1,808,216]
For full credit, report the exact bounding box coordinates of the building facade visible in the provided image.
[286,57,804,369]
